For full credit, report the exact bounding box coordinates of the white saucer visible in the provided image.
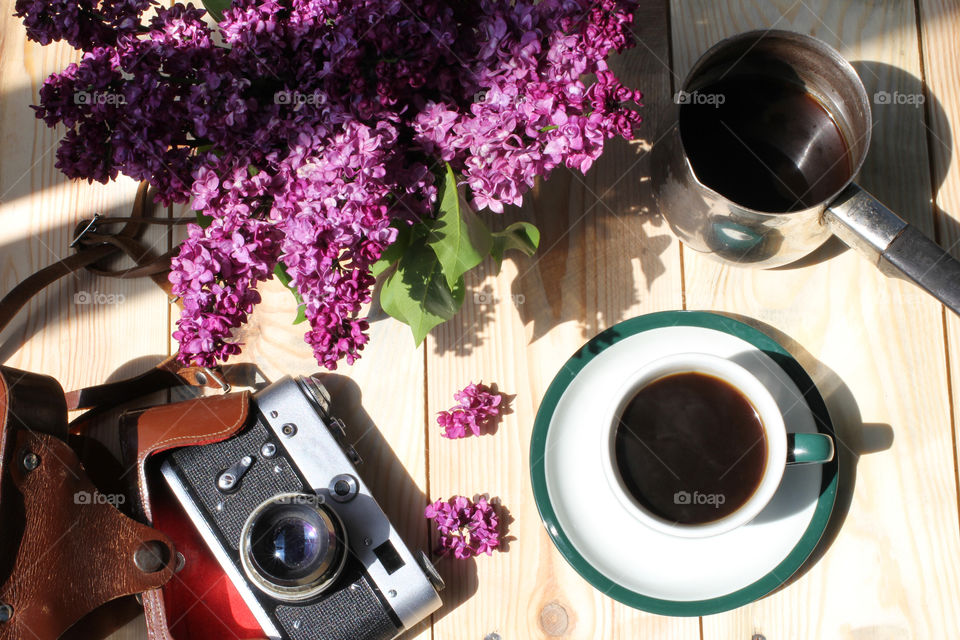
[530,311,838,615]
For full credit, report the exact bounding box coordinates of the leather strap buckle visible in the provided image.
[69,213,102,248]
[197,367,231,393]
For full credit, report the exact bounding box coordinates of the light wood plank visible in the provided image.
[1,3,174,639]
[0,2,171,389]
[671,1,960,638]
[919,0,960,587]
[425,3,698,638]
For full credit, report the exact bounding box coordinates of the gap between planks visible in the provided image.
[913,0,960,542]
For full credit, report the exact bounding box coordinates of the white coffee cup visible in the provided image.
[599,352,833,538]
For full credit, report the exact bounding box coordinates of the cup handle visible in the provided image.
[787,433,835,465]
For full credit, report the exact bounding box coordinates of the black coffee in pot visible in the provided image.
[614,372,768,525]
[679,73,852,213]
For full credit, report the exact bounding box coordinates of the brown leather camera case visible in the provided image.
[0,367,176,640]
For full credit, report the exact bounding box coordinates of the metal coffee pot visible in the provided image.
[652,30,960,314]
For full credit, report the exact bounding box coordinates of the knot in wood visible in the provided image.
[538,601,569,636]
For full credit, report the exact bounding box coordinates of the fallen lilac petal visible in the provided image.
[424,495,503,559]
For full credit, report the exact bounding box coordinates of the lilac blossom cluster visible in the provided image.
[19,0,643,369]
[437,381,503,439]
[424,495,500,559]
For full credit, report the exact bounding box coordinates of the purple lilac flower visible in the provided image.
[425,496,501,559]
[437,381,503,439]
[14,0,153,49]
[20,0,643,369]
[169,212,282,367]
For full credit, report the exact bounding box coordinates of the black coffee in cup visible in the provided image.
[614,372,768,525]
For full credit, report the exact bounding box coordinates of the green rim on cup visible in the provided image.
[529,311,839,616]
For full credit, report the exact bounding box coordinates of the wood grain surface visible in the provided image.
[918,5,960,613]
[2,1,960,639]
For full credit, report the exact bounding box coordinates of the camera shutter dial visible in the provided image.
[329,473,359,502]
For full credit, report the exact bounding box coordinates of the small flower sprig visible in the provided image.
[425,495,500,559]
[437,381,503,439]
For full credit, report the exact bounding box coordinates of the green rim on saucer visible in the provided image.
[529,311,839,616]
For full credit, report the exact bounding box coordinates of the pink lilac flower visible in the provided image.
[425,496,501,559]
[437,382,503,439]
[20,0,643,369]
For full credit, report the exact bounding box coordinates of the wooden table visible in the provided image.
[2,1,960,638]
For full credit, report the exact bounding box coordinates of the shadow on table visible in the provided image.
[425,0,677,357]
[0,83,75,207]
[719,314,894,591]
[301,373,478,637]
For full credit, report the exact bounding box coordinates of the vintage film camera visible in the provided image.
[160,375,443,640]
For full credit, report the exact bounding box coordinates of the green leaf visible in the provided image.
[409,221,430,241]
[370,223,413,278]
[273,263,307,325]
[195,212,214,229]
[380,239,466,345]
[490,221,541,268]
[200,0,231,21]
[427,163,493,290]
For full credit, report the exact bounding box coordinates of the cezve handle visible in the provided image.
[825,184,960,316]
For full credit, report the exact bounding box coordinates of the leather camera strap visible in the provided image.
[0,181,254,420]
[0,181,188,338]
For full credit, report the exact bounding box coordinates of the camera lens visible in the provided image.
[240,493,347,601]
[251,509,323,581]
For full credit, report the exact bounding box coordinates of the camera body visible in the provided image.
[160,376,442,640]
